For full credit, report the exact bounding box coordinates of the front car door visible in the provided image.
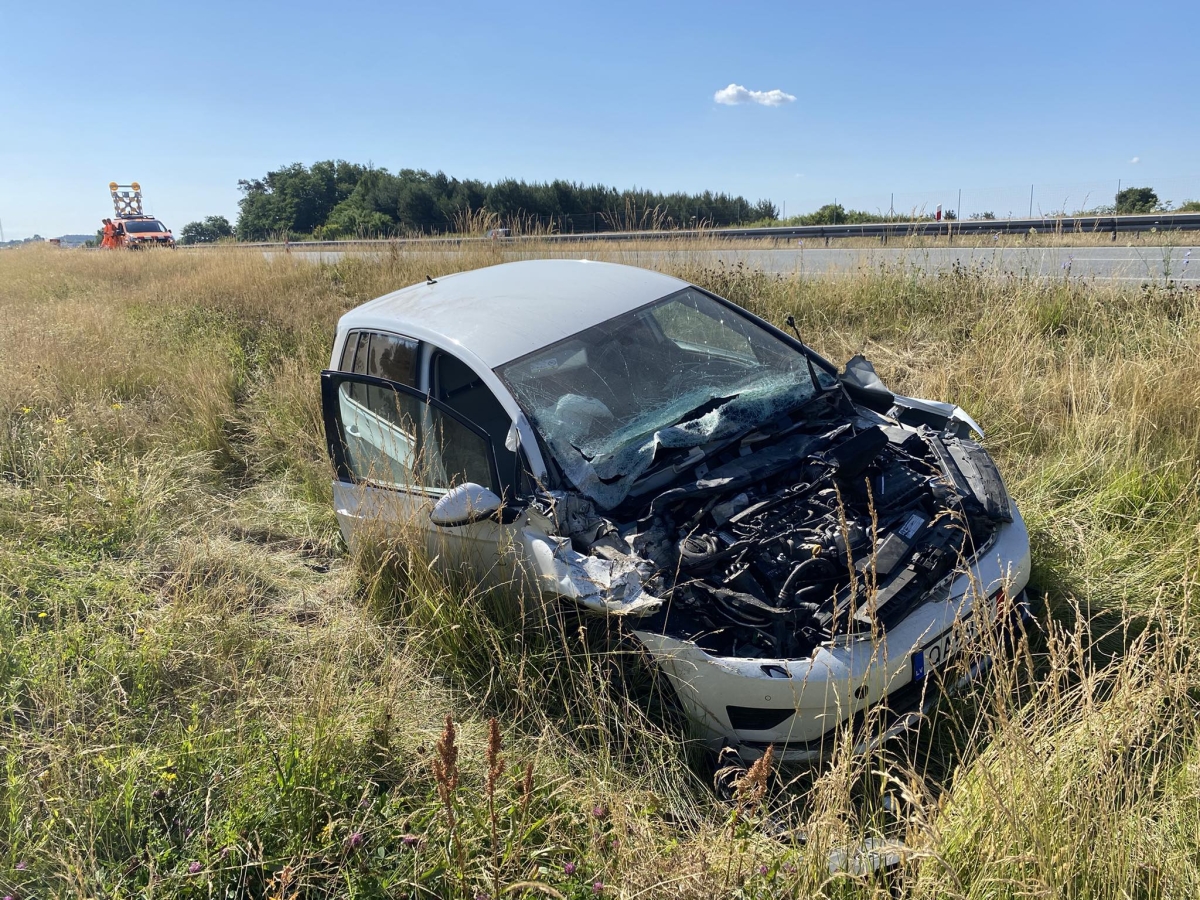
[322,335,526,586]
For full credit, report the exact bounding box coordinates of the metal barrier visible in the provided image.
[184,212,1200,250]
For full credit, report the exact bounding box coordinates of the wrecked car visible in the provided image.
[321,259,1031,762]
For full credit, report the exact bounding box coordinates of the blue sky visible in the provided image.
[2,0,1196,239]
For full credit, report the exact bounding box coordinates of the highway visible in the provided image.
[686,245,1198,282]
[268,245,1198,283]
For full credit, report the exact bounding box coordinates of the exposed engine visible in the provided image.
[557,400,1014,662]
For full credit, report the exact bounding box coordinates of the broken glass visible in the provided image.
[498,288,837,508]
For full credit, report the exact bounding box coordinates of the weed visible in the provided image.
[1,244,1198,897]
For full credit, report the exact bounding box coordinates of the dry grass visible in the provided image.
[186,225,1200,251]
[1,243,1198,898]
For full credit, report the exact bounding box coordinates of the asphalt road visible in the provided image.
[711,245,1198,282]
[268,245,1198,283]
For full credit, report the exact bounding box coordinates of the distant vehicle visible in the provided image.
[118,216,176,248]
[102,183,175,249]
[320,260,1032,764]
[485,228,511,239]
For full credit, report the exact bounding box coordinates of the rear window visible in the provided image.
[339,331,419,387]
[123,220,168,233]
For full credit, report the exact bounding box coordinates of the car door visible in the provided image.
[321,365,522,587]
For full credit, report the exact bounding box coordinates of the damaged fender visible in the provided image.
[841,353,985,438]
[519,527,663,614]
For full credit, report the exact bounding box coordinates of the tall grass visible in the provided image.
[1,244,1197,898]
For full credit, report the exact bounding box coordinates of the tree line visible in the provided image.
[229,160,778,241]
[177,174,1199,243]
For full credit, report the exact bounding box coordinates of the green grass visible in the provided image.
[1,245,1198,898]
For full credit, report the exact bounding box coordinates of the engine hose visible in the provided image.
[791,582,834,605]
[711,596,772,627]
[778,557,838,603]
[707,587,792,627]
[678,536,748,571]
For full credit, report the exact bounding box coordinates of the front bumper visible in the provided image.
[634,504,1032,762]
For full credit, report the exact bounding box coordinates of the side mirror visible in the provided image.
[430,483,503,527]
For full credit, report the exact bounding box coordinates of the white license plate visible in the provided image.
[912,615,977,681]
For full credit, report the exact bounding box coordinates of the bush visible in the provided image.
[179,216,235,245]
[1115,186,1159,214]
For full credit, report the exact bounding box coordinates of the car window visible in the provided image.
[337,382,421,488]
[341,331,419,387]
[351,333,370,374]
[433,353,519,498]
[339,333,361,371]
[365,333,419,384]
[335,380,494,493]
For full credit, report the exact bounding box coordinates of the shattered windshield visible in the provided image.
[497,288,835,507]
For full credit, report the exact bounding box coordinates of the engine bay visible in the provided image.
[552,396,1014,662]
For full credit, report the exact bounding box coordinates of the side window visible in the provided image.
[433,353,520,499]
[337,381,420,488]
[365,333,419,385]
[339,331,419,387]
[339,332,360,371]
[333,378,496,494]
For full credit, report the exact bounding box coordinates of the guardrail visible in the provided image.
[723,211,1200,243]
[184,211,1200,250]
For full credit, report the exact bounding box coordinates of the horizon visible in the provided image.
[2,0,1197,240]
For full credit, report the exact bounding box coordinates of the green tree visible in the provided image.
[180,215,235,245]
[233,161,779,238]
[322,202,394,238]
[1115,186,1159,214]
[237,161,367,240]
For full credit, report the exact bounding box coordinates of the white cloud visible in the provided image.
[1130,156,1140,164]
[714,83,796,107]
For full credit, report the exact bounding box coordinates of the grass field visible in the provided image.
[1,244,1198,898]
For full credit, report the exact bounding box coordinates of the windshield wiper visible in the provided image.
[785,314,822,394]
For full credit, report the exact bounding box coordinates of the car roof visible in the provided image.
[338,259,691,368]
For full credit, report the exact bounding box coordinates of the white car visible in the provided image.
[322,260,1031,762]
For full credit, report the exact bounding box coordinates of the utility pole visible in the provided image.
[0,217,5,243]
[1029,185,1034,218]
[957,189,962,220]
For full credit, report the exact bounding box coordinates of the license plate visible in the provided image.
[912,615,976,681]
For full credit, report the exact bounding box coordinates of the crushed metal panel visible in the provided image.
[520,528,662,615]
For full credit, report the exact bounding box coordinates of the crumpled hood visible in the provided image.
[547,376,817,509]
